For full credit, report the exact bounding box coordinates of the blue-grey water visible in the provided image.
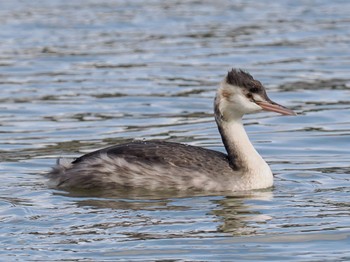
[1,0,350,261]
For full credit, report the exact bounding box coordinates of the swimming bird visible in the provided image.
[48,69,295,192]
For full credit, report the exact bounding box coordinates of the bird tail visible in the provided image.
[46,158,75,188]
[47,158,73,178]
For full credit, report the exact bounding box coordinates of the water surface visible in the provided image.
[1,0,350,261]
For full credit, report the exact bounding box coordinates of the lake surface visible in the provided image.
[1,0,350,261]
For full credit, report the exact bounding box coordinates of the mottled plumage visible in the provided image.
[49,141,247,191]
[48,69,295,192]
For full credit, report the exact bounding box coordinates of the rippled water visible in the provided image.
[1,0,350,261]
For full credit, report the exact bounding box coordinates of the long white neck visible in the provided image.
[219,119,265,170]
[216,117,273,188]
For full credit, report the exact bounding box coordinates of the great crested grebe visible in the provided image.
[48,69,295,192]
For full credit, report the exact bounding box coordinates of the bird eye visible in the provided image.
[249,87,259,93]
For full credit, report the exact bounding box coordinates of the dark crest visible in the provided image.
[226,69,264,94]
[226,69,254,87]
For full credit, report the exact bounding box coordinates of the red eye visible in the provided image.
[250,87,259,93]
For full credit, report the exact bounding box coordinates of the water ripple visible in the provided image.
[1,0,350,261]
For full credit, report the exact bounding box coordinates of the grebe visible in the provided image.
[48,69,295,192]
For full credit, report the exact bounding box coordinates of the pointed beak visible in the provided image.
[256,100,296,116]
